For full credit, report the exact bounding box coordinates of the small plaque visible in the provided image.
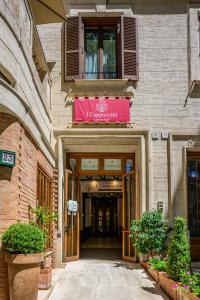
[81,158,99,171]
[152,131,161,140]
[0,150,16,167]
[67,200,78,212]
[104,159,121,171]
[161,132,169,139]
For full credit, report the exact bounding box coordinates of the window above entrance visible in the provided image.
[67,153,135,175]
[81,158,99,171]
[64,16,138,81]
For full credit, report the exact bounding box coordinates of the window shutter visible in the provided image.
[117,18,122,79]
[121,16,138,80]
[64,16,84,81]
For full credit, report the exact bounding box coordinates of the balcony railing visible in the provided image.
[85,72,117,80]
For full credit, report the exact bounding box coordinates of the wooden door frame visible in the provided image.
[64,170,80,262]
[122,170,137,262]
[64,152,136,262]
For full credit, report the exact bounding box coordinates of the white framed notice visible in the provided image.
[81,158,99,171]
[104,159,122,171]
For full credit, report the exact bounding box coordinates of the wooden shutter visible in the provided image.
[64,16,84,81]
[117,18,122,79]
[121,16,138,80]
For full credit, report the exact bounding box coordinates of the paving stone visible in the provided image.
[47,260,170,300]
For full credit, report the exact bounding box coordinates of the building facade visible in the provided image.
[0,1,65,298]
[0,0,200,298]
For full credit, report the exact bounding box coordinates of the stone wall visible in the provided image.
[37,0,200,218]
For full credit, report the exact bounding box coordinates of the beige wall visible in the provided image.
[37,0,200,224]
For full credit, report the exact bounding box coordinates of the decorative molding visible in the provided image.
[68,5,133,17]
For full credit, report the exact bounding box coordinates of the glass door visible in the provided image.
[64,170,80,262]
[187,155,200,260]
[122,171,137,262]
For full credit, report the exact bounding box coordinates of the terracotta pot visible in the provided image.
[159,272,177,300]
[148,268,159,283]
[38,267,52,290]
[177,291,200,300]
[5,253,42,300]
[38,251,52,290]
[141,261,149,270]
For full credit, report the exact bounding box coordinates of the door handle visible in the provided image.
[64,226,71,233]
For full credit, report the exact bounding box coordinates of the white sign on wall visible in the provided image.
[81,181,122,193]
[104,159,122,171]
[67,200,78,212]
[81,158,99,170]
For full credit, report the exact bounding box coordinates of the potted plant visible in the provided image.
[130,209,168,268]
[148,256,167,284]
[2,223,45,300]
[29,205,58,290]
[159,217,191,300]
[174,271,200,300]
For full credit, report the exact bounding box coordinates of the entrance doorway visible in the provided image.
[80,189,122,259]
[63,153,137,262]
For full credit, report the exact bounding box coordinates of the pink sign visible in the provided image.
[74,97,130,123]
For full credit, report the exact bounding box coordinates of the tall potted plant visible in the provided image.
[2,223,45,300]
[166,217,191,281]
[29,205,58,290]
[158,217,191,300]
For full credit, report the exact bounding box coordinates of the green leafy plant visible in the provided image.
[130,209,168,258]
[173,271,200,297]
[29,205,58,244]
[2,223,45,254]
[149,257,167,272]
[166,217,191,281]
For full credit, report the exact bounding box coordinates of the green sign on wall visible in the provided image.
[0,150,16,167]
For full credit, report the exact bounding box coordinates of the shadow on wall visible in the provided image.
[0,110,17,181]
[0,166,13,181]
[132,0,187,15]
[0,112,17,134]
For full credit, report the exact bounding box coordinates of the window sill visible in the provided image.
[75,79,133,83]
[63,78,136,96]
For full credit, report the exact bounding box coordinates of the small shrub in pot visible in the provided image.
[130,209,168,259]
[2,223,45,254]
[2,223,45,300]
[149,257,167,272]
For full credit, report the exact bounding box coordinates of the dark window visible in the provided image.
[188,154,200,237]
[85,30,99,79]
[85,28,117,79]
[64,16,138,81]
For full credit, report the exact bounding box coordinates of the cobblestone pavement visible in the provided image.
[47,259,170,300]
